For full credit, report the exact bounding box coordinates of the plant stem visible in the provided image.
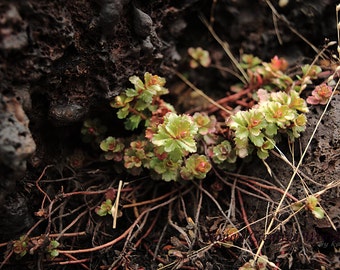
[128,107,147,120]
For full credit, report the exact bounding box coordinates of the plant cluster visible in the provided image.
[95,199,113,216]
[12,236,60,259]
[13,236,29,258]
[229,89,308,159]
[306,83,333,105]
[239,54,291,90]
[46,240,60,259]
[88,72,220,182]
[110,72,170,130]
[236,54,322,92]
[187,47,211,68]
[226,54,333,159]
[82,62,312,181]
[81,52,330,182]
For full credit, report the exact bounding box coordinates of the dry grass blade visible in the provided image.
[112,180,124,229]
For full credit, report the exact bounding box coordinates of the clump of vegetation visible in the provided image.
[187,47,211,68]
[84,72,232,182]
[4,4,338,270]
[13,236,29,258]
[229,89,308,159]
[12,236,60,259]
[83,52,321,182]
[306,83,333,105]
[95,199,113,216]
[110,72,170,130]
[293,195,325,219]
[46,240,60,259]
[82,49,330,182]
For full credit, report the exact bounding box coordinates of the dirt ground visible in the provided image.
[0,0,339,269]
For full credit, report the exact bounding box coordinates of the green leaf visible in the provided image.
[139,91,154,103]
[249,133,264,147]
[125,88,138,97]
[129,75,144,90]
[234,137,250,158]
[125,115,142,130]
[50,240,60,249]
[240,54,262,69]
[168,148,183,162]
[149,157,166,174]
[292,202,304,211]
[301,64,322,78]
[161,169,179,181]
[50,249,59,258]
[152,129,170,147]
[265,123,278,136]
[235,126,249,139]
[96,208,107,216]
[257,148,269,159]
[117,106,130,119]
[111,95,133,108]
[230,111,247,127]
[176,138,197,153]
[134,99,148,111]
[312,207,325,219]
[289,91,309,113]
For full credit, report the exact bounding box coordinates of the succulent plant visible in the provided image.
[187,47,211,68]
[307,83,333,105]
[151,112,198,161]
[180,154,212,180]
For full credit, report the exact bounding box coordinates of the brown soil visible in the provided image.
[0,1,339,269]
